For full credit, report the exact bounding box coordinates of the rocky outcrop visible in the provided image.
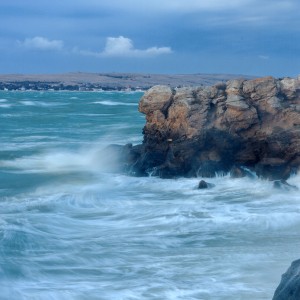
[273,259,300,300]
[117,76,300,179]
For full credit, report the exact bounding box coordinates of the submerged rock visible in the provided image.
[115,76,300,180]
[273,259,300,300]
[198,180,215,189]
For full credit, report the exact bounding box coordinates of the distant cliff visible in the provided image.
[116,76,300,180]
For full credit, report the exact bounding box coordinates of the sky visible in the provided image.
[0,0,300,77]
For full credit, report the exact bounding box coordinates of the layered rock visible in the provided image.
[118,76,300,179]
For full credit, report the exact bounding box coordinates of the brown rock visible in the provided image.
[120,76,300,180]
[139,85,173,116]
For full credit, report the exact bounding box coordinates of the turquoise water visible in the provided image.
[0,91,299,299]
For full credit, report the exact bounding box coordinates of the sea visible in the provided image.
[0,90,299,300]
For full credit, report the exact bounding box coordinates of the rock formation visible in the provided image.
[198,180,215,189]
[116,76,300,180]
[273,259,300,300]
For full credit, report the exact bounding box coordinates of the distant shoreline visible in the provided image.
[0,72,255,91]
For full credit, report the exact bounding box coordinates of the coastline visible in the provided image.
[0,72,254,92]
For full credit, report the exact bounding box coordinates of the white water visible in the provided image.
[0,91,299,300]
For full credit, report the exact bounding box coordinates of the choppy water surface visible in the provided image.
[0,91,299,300]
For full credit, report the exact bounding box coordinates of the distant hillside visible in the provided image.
[0,72,255,91]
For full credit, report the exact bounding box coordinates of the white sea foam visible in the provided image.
[0,98,7,102]
[289,172,300,186]
[19,100,36,106]
[19,100,67,107]
[92,100,137,106]
[0,144,120,174]
[1,169,299,300]
[1,90,299,300]
[1,114,15,117]
[0,103,12,108]
[69,113,114,117]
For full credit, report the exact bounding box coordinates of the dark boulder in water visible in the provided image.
[198,180,215,189]
[273,259,300,300]
[113,76,300,180]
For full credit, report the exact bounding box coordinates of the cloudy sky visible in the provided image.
[1,0,300,76]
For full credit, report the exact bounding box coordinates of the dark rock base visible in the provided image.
[273,259,300,300]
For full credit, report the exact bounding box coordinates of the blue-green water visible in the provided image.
[0,91,299,299]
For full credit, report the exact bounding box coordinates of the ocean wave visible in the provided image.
[92,100,137,106]
[1,170,299,300]
[1,90,299,300]
[69,113,114,117]
[1,113,17,117]
[0,145,121,174]
[0,103,12,108]
[19,100,68,107]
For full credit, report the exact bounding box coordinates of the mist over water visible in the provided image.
[0,91,299,300]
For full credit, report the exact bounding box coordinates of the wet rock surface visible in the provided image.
[198,180,215,189]
[273,259,300,300]
[116,76,300,179]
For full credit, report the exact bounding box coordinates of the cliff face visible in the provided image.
[120,76,300,179]
[137,76,300,179]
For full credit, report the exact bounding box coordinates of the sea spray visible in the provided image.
[0,90,299,300]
